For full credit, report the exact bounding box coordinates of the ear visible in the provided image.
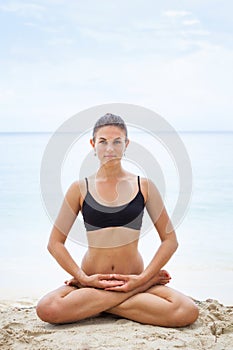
[125,139,130,148]
[90,139,95,148]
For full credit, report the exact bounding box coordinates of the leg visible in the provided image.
[36,270,169,324]
[36,284,145,324]
[106,285,199,327]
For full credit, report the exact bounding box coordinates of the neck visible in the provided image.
[97,160,125,179]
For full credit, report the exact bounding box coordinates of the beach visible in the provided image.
[1,0,233,347]
[0,297,233,350]
[0,132,232,349]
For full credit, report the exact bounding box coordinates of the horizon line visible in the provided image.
[0,130,233,134]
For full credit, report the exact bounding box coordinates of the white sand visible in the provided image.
[0,298,233,350]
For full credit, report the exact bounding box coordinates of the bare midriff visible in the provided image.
[81,227,144,275]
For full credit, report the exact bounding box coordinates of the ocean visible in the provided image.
[0,131,232,305]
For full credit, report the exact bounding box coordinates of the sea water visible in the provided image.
[0,131,232,304]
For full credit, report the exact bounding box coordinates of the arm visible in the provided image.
[139,178,178,284]
[47,181,86,282]
[47,181,124,288]
[106,178,178,292]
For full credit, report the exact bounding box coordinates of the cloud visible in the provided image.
[181,29,210,38]
[0,1,232,131]
[0,1,45,18]
[77,21,211,58]
[47,38,74,46]
[183,19,200,26]
[163,10,191,17]
[1,41,232,131]
[0,88,15,102]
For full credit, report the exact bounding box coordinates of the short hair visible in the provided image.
[92,113,128,141]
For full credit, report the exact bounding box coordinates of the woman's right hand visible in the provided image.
[65,273,125,289]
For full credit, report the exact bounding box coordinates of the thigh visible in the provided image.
[37,284,139,324]
[41,284,78,299]
[107,285,199,327]
[36,285,97,323]
[146,284,190,303]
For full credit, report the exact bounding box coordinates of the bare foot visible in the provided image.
[64,278,83,288]
[152,270,171,286]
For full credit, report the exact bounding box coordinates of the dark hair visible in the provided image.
[92,113,128,141]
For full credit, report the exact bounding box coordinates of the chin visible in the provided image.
[102,157,121,165]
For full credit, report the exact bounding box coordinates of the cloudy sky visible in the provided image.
[0,0,232,131]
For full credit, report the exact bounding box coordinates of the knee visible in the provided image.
[36,297,61,324]
[187,301,199,325]
[174,300,199,327]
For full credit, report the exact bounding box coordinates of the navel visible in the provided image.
[111,265,114,271]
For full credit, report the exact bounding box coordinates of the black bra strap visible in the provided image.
[85,177,89,191]
[137,176,141,191]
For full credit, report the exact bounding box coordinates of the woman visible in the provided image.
[36,113,199,326]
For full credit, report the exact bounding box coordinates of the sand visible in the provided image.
[0,298,232,350]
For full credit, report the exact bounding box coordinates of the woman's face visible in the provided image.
[91,125,129,164]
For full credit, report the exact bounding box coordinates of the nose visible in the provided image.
[106,142,114,152]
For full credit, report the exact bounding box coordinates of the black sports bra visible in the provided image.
[81,176,145,232]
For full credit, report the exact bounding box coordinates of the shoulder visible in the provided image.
[65,179,87,203]
[139,177,161,203]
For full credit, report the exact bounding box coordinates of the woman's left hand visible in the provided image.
[104,274,141,292]
[104,270,171,292]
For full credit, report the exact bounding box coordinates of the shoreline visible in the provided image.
[0,297,233,350]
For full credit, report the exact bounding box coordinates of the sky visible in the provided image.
[0,0,233,132]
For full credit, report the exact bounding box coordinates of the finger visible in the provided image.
[99,283,125,290]
[98,274,116,280]
[105,285,127,292]
[99,276,127,283]
[99,274,127,281]
[99,280,125,287]
[102,279,125,283]
[110,274,128,281]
